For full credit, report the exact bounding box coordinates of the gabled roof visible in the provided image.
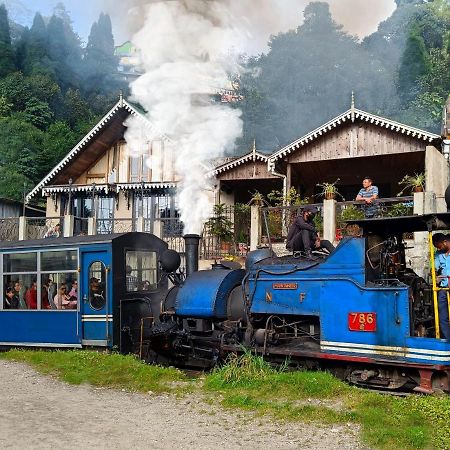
[213,141,270,175]
[269,107,441,166]
[26,97,171,203]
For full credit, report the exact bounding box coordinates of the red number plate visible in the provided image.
[348,312,377,332]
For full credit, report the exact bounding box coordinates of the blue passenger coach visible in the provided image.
[0,232,169,351]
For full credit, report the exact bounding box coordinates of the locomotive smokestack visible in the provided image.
[184,234,200,277]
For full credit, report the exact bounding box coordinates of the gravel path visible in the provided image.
[0,360,367,449]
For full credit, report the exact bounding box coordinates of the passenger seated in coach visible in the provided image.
[5,287,19,309]
[25,280,37,310]
[53,284,77,310]
[14,280,26,309]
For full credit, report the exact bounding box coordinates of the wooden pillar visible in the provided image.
[286,163,292,194]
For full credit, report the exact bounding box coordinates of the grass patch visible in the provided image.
[204,350,450,450]
[0,349,189,393]
[1,348,449,449]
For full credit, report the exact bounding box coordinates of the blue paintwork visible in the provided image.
[243,236,450,366]
[0,311,79,345]
[81,249,113,343]
[0,241,114,348]
[175,269,245,318]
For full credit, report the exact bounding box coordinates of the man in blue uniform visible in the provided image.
[432,233,450,339]
[356,177,379,218]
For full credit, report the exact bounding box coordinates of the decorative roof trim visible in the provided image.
[116,182,177,190]
[268,108,441,166]
[26,99,172,203]
[42,182,177,196]
[213,150,268,175]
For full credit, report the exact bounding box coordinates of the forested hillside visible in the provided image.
[0,1,448,201]
[237,0,450,152]
[0,2,125,201]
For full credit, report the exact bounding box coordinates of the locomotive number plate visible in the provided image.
[272,283,298,290]
[348,313,376,332]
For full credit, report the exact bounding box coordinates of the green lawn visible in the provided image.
[1,349,449,449]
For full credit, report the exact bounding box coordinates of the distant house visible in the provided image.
[114,41,143,81]
[0,198,44,218]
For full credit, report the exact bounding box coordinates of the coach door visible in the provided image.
[81,250,112,346]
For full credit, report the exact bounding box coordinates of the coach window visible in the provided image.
[40,250,78,310]
[125,250,157,291]
[89,261,106,310]
[3,252,37,310]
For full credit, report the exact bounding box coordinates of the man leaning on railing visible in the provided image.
[355,176,379,218]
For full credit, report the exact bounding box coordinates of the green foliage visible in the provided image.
[267,187,306,206]
[0,4,16,78]
[206,203,234,243]
[386,202,413,217]
[0,4,127,202]
[339,205,365,222]
[398,30,430,104]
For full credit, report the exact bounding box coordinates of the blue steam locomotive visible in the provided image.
[145,213,450,394]
[0,213,449,394]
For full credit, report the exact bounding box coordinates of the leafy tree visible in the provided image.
[0,96,12,117]
[24,97,54,129]
[0,72,31,111]
[0,4,16,77]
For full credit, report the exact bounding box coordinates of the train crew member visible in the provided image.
[25,280,37,310]
[126,265,138,291]
[286,205,334,256]
[432,233,450,339]
[5,287,19,309]
[356,176,379,218]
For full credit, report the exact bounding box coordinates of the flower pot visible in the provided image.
[220,241,232,252]
[325,192,335,200]
[413,186,424,193]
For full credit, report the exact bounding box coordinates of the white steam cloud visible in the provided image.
[125,1,244,235]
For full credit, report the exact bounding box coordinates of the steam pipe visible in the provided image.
[184,234,200,277]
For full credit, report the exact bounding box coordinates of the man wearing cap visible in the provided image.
[286,206,335,257]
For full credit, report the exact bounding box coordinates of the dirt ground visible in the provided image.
[0,360,368,449]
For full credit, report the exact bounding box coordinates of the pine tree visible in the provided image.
[398,30,430,104]
[18,13,51,75]
[83,13,118,93]
[0,4,16,77]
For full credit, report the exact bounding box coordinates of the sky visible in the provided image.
[12,0,397,54]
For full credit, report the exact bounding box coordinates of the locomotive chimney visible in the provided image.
[184,234,200,277]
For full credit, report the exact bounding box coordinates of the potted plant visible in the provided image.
[207,203,234,251]
[248,190,267,206]
[316,179,344,200]
[397,172,425,196]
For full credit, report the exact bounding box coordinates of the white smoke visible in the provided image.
[125,1,244,235]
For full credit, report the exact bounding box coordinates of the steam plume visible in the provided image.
[125,1,243,234]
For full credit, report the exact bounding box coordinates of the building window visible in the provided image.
[133,193,183,236]
[96,196,115,234]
